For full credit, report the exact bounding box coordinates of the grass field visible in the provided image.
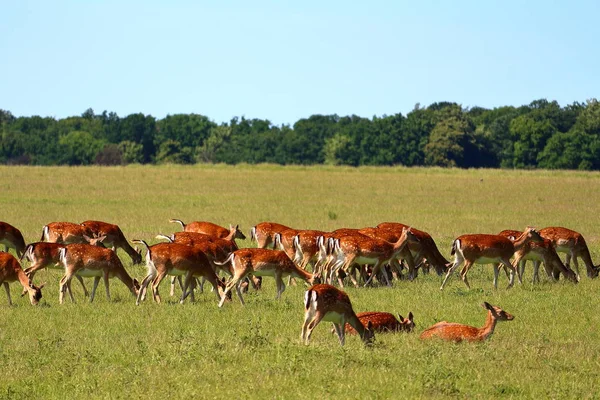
[1,164,600,399]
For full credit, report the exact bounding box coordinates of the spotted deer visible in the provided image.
[0,221,26,258]
[0,252,44,305]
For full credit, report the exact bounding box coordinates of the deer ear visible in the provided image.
[481,302,493,310]
[408,311,414,321]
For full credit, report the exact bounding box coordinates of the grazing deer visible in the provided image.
[0,252,44,305]
[343,311,415,334]
[440,227,543,290]
[80,220,142,264]
[358,226,419,280]
[377,222,450,276]
[331,227,417,287]
[21,242,89,296]
[420,302,514,342]
[41,222,94,244]
[169,219,246,241]
[290,229,327,271]
[0,221,26,258]
[249,222,293,249]
[498,230,578,284]
[132,240,227,305]
[301,284,374,346]
[215,248,318,307]
[273,228,301,260]
[538,227,600,279]
[58,243,140,304]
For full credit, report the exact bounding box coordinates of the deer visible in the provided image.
[0,252,44,306]
[132,240,227,305]
[80,220,142,264]
[357,226,420,281]
[498,229,578,284]
[58,243,140,304]
[343,311,415,334]
[0,221,26,258]
[249,222,293,249]
[538,227,600,280]
[214,248,318,307]
[41,222,94,244]
[169,219,246,241]
[440,226,544,290]
[420,302,514,342]
[376,222,450,277]
[21,242,90,296]
[289,229,328,271]
[329,227,418,287]
[301,283,374,346]
[313,228,367,284]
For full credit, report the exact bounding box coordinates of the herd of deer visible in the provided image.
[0,218,597,345]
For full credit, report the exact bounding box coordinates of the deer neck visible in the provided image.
[478,311,497,340]
[392,234,409,254]
[293,265,315,284]
[346,312,369,342]
[513,232,533,251]
[16,268,31,289]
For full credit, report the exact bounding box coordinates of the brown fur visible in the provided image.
[42,222,94,244]
[0,222,26,258]
[301,284,374,346]
[170,219,245,241]
[58,244,139,304]
[80,220,142,264]
[216,248,317,307]
[539,227,599,279]
[0,252,43,305]
[345,311,415,334]
[250,222,293,249]
[420,302,514,342]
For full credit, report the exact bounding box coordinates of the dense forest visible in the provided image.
[1,99,599,169]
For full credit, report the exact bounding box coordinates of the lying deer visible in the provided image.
[420,302,514,342]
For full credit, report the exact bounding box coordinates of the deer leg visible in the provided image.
[305,312,326,345]
[136,274,155,305]
[275,273,285,300]
[103,270,111,301]
[180,271,194,304]
[301,309,316,343]
[500,258,515,288]
[90,277,101,303]
[333,322,345,346]
[219,275,242,307]
[492,263,500,289]
[151,271,168,304]
[459,260,473,289]
[4,282,12,306]
[440,254,463,290]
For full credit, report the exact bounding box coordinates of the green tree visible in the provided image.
[118,141,144,164]
[59,131,106,165]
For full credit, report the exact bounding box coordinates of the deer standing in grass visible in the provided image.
[41,222,94,244]
[420,302,514,342]
[58,243,140,304]
[132,240,227,305]
[498,230,578,284]
[215,248,318,307]
[376,222,451,276]
[343,311,415,334]
[21,242,90,296]
[249,222,293,249]
[80,220,142,264]
[0,221,26,258]
[330,227,417,287]
[0,252,44,306]
[538,227,600,280]
[169,219,246,241]
[440,227,543,290]
[301,284,374,346]
[290,229,327,271]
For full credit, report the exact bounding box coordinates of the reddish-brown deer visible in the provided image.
[249,222,293,249]
[420,302,514,342]
[440,227,543,290]
[0,221,26,258]
[301,284,374,346]
[215,248,318,307]
[169,219,246,241]
[41,222,94,244]
[538,227,599,279]
[132,240,227,305]
[80,220,142,264]
[0,252,44,305]
[58,243,140,304]
[344,311,415,334]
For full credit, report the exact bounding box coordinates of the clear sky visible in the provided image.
[1,0,599,125]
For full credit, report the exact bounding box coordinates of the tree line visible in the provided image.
[1,98,599,169]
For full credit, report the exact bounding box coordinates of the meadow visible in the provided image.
[1,164,600,399]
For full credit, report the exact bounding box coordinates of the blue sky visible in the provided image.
[1,0,599,125]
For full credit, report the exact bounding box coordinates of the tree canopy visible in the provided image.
[1,99,599,170]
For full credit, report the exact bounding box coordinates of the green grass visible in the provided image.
[1,164,600,399]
